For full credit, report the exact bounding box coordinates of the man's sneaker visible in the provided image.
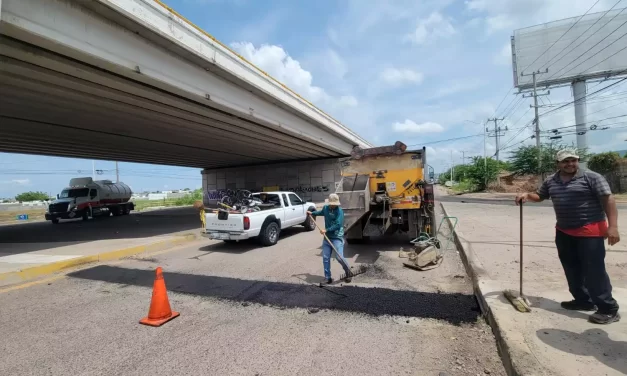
[589,311,621,325]
[560,300,596,311]
[343,277,352,283]
[325,278,333,284]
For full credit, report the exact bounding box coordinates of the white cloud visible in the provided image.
[393,120,444,133]
[431,79,487,99]
[405,12,456,45]
[339,95,359,107]
[327,28,340,46]
[493,43,512,66]
[380,68,424,86]
[321,49,348,79]
[231,42,356,109]
[0,179,30,185]
[465,0,617,34]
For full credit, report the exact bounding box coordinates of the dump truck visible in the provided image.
[336,141,436,243]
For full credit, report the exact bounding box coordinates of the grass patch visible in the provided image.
[132,199,190,211]
[450,180,476,194]
[0,208,46,223]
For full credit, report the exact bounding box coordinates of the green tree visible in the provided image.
[15,191,49,202]
[174,188,204,205]
[588,152,620,174]
[466,157,502,190]
[509,143,589,175]
[438,164,470,184]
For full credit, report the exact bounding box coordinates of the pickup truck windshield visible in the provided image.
[60,188,89,198]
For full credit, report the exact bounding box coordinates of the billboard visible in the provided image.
[512,8,627,90]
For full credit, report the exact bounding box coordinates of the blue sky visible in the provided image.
[2,0,626,198]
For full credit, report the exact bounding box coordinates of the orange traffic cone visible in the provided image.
[139,267,180,327]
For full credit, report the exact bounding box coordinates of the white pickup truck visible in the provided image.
[202,191,317,246]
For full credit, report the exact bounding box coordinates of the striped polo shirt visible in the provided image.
[537,169,611,229]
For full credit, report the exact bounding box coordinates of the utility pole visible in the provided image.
[92,161,95,180]
[115,161,120,183]
[461,151,469,179]
[487,117,505,161]
[522,69,549,178]
[449,150,456,184]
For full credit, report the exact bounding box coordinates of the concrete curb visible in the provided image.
[440,202,546,376]
[0,233,198,286]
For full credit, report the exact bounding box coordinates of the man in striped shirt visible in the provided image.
[516,149,620,324]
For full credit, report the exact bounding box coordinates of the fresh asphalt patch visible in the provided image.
[68,265,481,325]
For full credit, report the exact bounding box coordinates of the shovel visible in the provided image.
[503,202,531,312]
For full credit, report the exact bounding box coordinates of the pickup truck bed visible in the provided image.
[202,191,317,246]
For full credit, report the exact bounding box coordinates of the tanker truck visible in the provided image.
[45,177,134,224]
[335,141,436,243]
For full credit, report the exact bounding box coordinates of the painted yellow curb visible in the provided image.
[0,233,198,284]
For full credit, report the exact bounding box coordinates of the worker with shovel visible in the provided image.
[516,149,620,324]
[308,194,351,284]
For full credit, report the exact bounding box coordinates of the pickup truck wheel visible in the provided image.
[303,215,316,231]
[259,222,280,246]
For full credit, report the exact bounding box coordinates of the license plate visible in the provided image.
[213,233,229,240]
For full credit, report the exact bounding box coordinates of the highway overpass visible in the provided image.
[0,0,372,169]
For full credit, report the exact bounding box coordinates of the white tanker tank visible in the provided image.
[45,177,135,224]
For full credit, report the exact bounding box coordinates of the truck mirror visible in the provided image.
[56,194,59,199]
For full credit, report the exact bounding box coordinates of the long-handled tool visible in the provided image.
[307,213,368,282]
[504,202,532,312]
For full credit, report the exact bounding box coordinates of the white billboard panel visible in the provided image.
[512,8,627,90]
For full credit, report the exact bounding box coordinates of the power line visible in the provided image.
[540,1,623,72]
[542,114,627,133]
[545,10,627,80]
[539,77,627,118]
[558,29,627,79]
[409,133,484,146]
[501,96,525,121]
[492,87,515,117]
[521,0,602,74]
[496,94,520,119]
[498,135,535,154]
[409,123,535,148]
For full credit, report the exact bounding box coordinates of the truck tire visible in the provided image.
[259,221,280,246]
[122,205,130,215]
[302,215,316,231]
[82,207,90,221]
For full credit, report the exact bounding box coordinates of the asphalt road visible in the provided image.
[0,207,200,256]
[437,195,553,207]
[438,190,627,208]
[0,206,505,376]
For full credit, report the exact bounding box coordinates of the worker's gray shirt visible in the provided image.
[537,169,611,229]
